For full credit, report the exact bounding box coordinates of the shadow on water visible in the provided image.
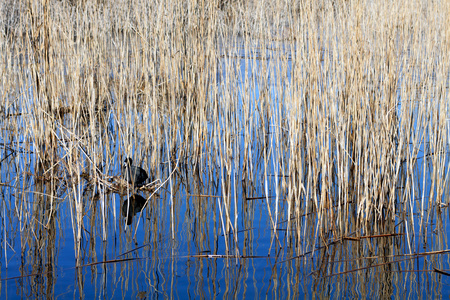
[122,194,147,225]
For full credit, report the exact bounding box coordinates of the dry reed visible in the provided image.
[0,0,449,269]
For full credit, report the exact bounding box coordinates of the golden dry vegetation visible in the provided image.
[1,0,449,272]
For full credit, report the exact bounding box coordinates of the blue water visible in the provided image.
[1,45,450,299]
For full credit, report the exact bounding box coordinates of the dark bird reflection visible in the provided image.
[122,194,147,225]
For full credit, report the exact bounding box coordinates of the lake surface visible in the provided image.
[1,50,450,299]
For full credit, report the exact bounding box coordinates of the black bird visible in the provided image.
[123,158,148,187]
[122,194,147,225]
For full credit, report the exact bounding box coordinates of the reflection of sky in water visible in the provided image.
[1,45,450,299]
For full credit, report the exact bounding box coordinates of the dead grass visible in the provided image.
[0,0,449,265]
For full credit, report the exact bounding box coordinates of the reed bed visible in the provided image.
[0,0,449,291]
